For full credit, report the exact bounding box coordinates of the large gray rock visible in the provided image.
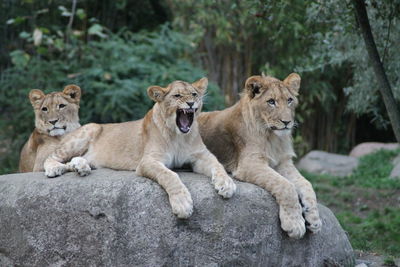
[297,150,359,177]
[349,142,399,158]
[0,170,354,267]
[390,154,400,179]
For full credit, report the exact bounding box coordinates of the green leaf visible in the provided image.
[37,46,48,55]
[19,31,30,39]
[9,50,30,68]
[76,9,86,20]
[58,5,71,17]
[88,24,107,38]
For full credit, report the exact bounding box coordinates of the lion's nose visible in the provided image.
[49,119,58,125]
[186,102,194,108]
[280,120,290,126]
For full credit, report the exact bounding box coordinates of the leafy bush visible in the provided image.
[0,24,224,174]
[303,1,400,127]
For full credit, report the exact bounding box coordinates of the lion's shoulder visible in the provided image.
[19,130,61,172]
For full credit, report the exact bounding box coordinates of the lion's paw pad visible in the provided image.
[45,165,66,178]
[169,190,193,219]
[67,157,91,177]
[304,210,322,233]
[280,206,306,239]
[214,177,236,199]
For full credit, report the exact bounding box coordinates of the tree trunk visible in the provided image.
[196,29,252,107]
[353,0,400,142]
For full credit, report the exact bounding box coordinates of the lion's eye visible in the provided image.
[288,98,293,104]
[192,93,197,97]
[59,104,66,109]
[41,107,48,112]
[174,94,182,98]
[267,99,275,105]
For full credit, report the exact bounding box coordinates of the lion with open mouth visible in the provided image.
[43,78,236,218]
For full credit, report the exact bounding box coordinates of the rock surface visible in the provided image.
[390,154,400,178]
[355,250,400,267]
[390,166,400,179]
[349,142,399,158]
[0,169,354,267]
[297,150,359,177]
[393,154,400,166]
[390,155,400,179]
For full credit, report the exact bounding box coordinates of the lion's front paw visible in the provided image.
[303,207,322,233]
[45,161,67,178]
[280,203,306,239]
[212,174,237,199]
[169,187,193,219]
[67,157,91,176]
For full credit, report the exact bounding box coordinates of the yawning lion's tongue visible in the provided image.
[176,109,195,133]
[179,113,190,132]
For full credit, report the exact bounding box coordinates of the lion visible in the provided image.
[43,78,236,219]
[19,85,82,172]
[198,73,322,239]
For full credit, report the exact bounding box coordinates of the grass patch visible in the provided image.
[303,149,400,257]
[352,149,400,189]
[336,208,400,256]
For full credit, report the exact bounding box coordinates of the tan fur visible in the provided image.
[44,78,236,218]
[19,85,82,172]
[198,73,322,238]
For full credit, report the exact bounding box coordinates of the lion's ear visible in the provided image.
[192,77,208,95]
[245,76,264,98]
[29,89,45,109]
[147,86,168,102]
[283,73,301,94]
[63,84,81,104]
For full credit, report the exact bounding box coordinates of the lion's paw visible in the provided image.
[169,187,193,219]
[67,157,91,176]
[212,174,237,199]
[304,207,322,233]
[280,204,306,239]
[45,161,67,178]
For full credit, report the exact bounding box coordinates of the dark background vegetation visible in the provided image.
[1,0,398,172]
[1,0,399,260]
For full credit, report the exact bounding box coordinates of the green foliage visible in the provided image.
[352,149,400,188]
[308,149,400,189]
[383,257,397,266]
[303,149,400,257]
[0,24,223,173]
[337,207,400,256]
[169,0,365,153]
[170,0,323,77]
[303,0,400,127]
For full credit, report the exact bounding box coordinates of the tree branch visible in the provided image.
[67,0,77,32]
[352,0,400,142]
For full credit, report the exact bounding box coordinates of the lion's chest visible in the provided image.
[261,135,294,168]
[163,138,193,168]
[264,144,284,168]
